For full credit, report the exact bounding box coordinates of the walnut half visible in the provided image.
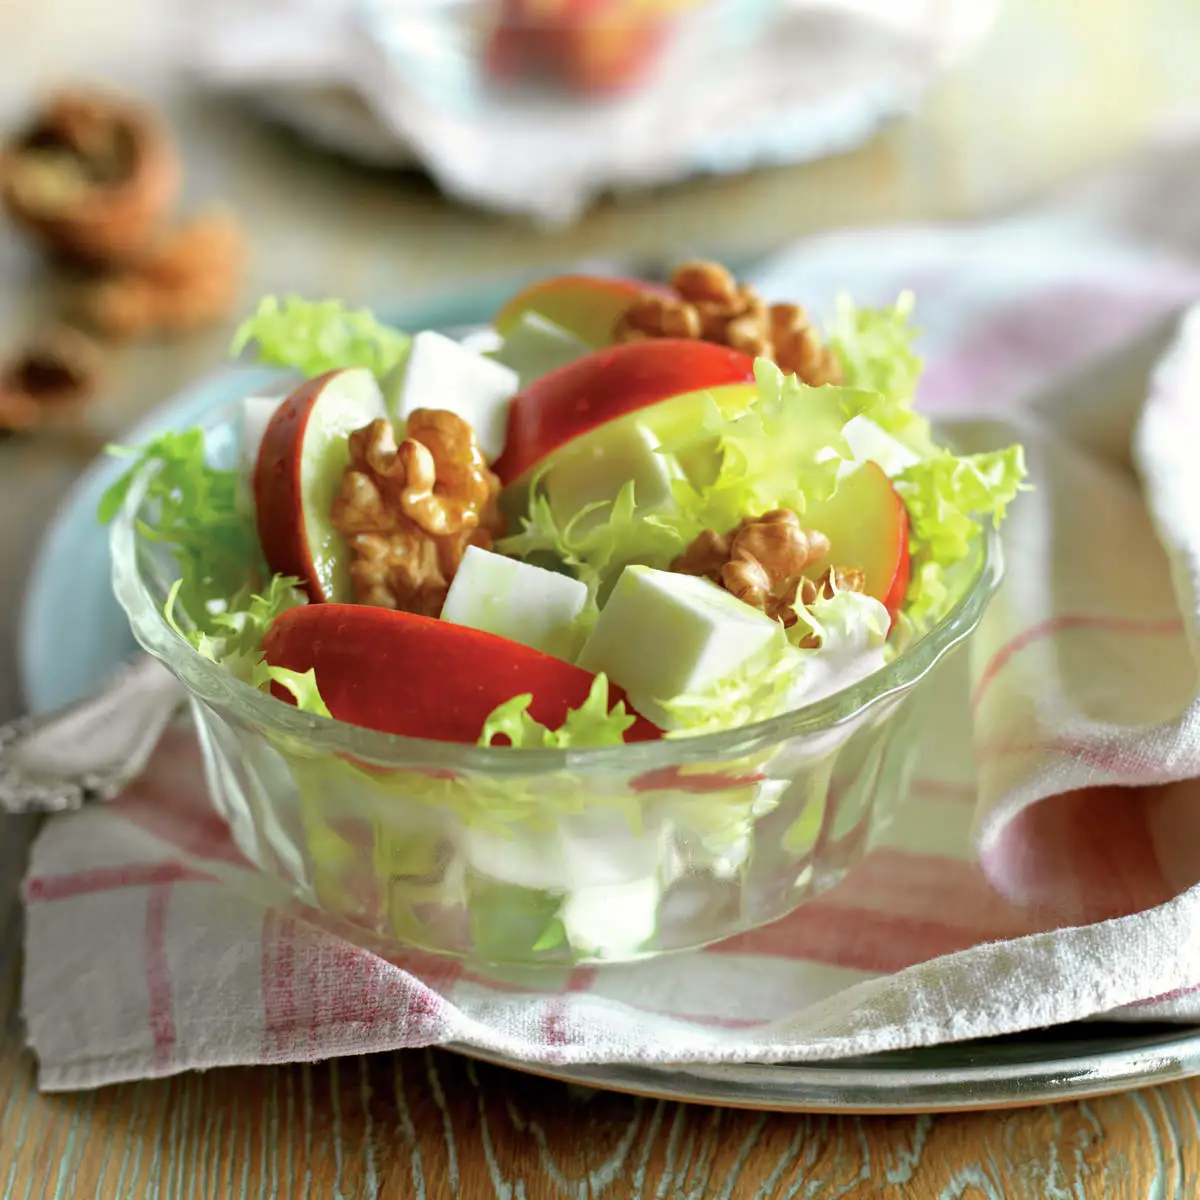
[672,508,865,629]
[613,260,844,387]
[331,412,504,615]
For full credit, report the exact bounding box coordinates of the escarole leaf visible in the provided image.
[895,444,1029,632]
[500,361,887,594]
[659,629,807,738]
[658,360,867,542]
[829,291,923,408]
[478,674,636,749]
[99,430,260,634]
[167,574,330,715]
[231,295,410,379]
[262,666,332,717]
[496,477,685,598]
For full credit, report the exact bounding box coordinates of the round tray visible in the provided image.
[453,1022,1200,1113]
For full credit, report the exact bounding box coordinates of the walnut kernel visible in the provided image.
[613,259,845,387]
[331,413,503,615]
[672,508,832,628]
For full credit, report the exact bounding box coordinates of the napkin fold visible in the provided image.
[22,122,1200,1091]
[174,0,998,223]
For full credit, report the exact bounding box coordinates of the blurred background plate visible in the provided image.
[179,0,1002,220]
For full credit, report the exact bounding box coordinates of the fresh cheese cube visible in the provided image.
[841,414,920,477]
[560,877,660,959]
[383,330,518,463]
[489,312,589,387]
[441,545,589,661]
[237,393,285,513]
[577,566,782,728]
[240,394,285,470]
[544,421,682,535]
[460,809,666,892]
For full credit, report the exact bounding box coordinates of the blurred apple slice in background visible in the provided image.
[492,273,670,349]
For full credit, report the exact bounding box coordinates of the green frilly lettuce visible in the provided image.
[231,295,410,379]
[98,430,260,634]
[165,573,331,714]
[501,299,1027,637]
[478,673,636,749]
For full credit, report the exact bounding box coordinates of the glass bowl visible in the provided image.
[110,368,1002,967]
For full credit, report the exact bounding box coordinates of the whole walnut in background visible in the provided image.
[0,89,180,268]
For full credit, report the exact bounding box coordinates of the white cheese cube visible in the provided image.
[560,878,660,959]
[577,566,782,728]
[440,545,588,661]
[384,330,518,463]
[841,414,920,477]
[544,422,682,535]
[489,312,590,387]
[237,393,285,513]
[459,809,665,892]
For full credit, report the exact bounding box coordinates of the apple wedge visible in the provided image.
[492,338,756,486]
[262,604,663,745]
[254,368,387,603]
[801,460,911,618]
[554,0,670,94]
[492,274,671,349]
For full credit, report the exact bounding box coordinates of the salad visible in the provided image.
[103,259,1025,747]
[102,260,1025,960]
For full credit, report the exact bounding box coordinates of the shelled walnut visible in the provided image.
[672,508,864,629]
[331,412,504,615]
[76,210,245,339]
[0,89,180,268]
[0,326,100,434]
[613,260,844,386]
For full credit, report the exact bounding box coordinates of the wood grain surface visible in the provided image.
[2,0,1200,1195]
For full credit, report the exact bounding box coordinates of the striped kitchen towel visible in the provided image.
[22,135,1200,1089]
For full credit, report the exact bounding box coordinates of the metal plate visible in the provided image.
[452,1022,1200,1113]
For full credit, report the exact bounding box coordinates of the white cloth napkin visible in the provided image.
[22,114,1200,1091]
[173,0,999,223]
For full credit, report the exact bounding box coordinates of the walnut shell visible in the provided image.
[0,89,181,268]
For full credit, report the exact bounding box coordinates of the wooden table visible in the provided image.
[3,0,1200,1194]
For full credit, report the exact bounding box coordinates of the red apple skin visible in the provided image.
[632,766,767,794]
[492,274,672,349]
[556,4,669,94]
[485,0,670,96]
[881,504,911,621]
[492,339,756,485]
[254,372,341,604]
[262,605,663,746]
[801,460,910,623]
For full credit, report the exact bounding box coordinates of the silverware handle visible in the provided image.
[0,655,187,814]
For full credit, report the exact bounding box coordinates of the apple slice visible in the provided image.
[262,604,663,744]
[555,1,669,94]
[800,461,910,617]
[492,338,756,486]
[254,368,387,603]
[492,274,671,349]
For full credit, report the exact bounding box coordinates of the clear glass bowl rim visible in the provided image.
[110,404,1003,774]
